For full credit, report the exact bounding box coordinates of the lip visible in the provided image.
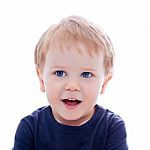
[61,98,82,109]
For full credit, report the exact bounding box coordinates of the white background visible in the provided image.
[0,0,150,149]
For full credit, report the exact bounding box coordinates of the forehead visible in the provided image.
[44,46,104,70]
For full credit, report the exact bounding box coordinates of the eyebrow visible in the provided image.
[51,65,97,72]
[51,65,67,69]
[80,67,97,72]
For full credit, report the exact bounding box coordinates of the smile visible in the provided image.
[61,98,82,108]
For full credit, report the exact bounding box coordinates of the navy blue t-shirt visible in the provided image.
[13,105,128,150]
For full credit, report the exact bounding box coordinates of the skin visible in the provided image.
[36,45,112,126]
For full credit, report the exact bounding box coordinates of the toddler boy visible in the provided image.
[13,15,128,150]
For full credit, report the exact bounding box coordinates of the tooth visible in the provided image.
[68,98,76,101]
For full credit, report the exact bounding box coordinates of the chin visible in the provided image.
[60,114,86,126]
[62,114,81,121]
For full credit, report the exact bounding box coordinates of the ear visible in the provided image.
[100,74,112,94]
[36,68,45,92]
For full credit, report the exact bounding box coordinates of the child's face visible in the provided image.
[37,45,110,126]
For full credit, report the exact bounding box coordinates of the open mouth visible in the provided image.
[61,98,82,106]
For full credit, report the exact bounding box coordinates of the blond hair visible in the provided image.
[34,15,115,76]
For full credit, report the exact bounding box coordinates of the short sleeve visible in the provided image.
[12,117,34,150]
[105,115,128,150]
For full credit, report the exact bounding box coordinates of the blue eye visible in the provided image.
[55,71,66,77]
[81,72,92,78]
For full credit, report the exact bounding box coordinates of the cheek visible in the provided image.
[44,79,64,99]
[83,82,101,99]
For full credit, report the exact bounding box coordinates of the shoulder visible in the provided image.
[13,106,51,149]
[94,105,127,140]
[95,105,128,149]
[28,105,50,117]
[95,105,125,127]
[22,106,50,121]
[16,106,51,137]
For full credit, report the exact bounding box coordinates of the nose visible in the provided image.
[65,80,80,91]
